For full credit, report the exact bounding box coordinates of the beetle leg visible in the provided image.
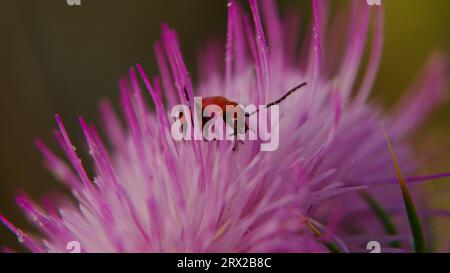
[232,140,239,152]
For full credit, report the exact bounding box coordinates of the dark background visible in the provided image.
[0,0,449,251]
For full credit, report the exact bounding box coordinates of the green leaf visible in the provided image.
[383,130,426,253]
[361,192,401,248]
[306,220,341,253]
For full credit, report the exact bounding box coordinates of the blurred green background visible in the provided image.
[0,0,449,251]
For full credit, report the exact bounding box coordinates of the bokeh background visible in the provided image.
[0,0,449,251]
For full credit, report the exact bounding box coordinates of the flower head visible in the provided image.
[1,0,448,253]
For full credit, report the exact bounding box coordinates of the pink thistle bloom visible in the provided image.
[1,0,448,253]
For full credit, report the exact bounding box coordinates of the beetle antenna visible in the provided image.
[245,82,307,117]
[183,87,190,103]
[266,82,307,108]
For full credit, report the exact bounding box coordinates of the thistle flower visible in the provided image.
[1,0,448,253]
